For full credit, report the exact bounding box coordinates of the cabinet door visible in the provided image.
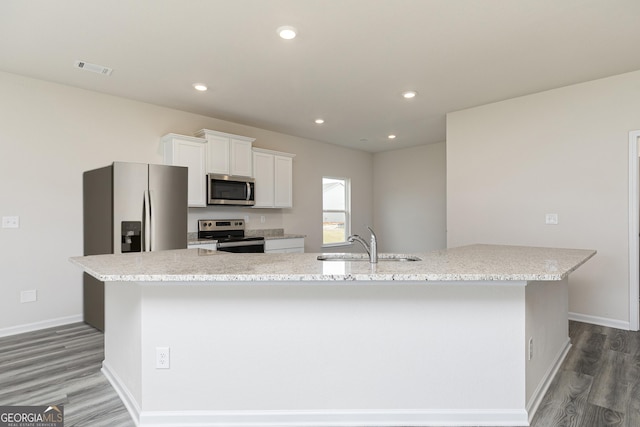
[274,155,293,207]
[207,134,230,175]
[253,151,274,207]
[163,136,207,207]
[230,138,253,177]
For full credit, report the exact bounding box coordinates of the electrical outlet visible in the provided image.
[156,347,170,369]
[2,216,19,228]
[545,213,558,225]
[528,338,534,360]
[260,215,266,224]
[20,290,37,303]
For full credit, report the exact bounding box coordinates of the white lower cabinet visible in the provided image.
[252,148,295,208]
[264,237,305,253]
[162,134,207,207]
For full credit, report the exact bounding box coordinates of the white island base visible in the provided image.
[103,278,570,427]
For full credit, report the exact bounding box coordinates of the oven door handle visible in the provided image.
[217,240,265,249]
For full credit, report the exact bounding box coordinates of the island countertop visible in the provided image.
[70,244,596,283]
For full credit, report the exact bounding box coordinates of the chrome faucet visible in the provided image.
[348,226,378,263]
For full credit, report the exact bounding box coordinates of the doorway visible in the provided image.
[628,130,640,331]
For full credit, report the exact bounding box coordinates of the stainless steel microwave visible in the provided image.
[207,174,255,206]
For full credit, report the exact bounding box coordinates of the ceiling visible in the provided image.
[1,0,640,153]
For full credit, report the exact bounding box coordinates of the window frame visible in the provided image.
[321,176,351,248]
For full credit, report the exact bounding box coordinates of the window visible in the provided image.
[322,177,350,245]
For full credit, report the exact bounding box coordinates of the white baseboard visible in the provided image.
[569,312,630,330]
[0,314,83,337]
[136,408,528,427]
[526,339,571,423]
[102,361,141,426]
[102,360,528,427]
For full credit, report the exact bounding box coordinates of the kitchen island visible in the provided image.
[70,244,595,427]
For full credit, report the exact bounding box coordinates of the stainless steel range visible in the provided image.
[197,219,265,253]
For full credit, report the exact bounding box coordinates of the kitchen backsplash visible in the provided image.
[187,208,284,232]
[245,228,285,238]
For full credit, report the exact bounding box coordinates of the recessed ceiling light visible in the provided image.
[315,118,325,124]
[277,26,297,40]
[402,90,418,99]
[193,83,208,92]
[388,134,397,140]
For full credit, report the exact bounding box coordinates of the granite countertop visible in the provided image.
[69,244,596,283]
[262,233,306,240]
[245,228,305,239]
[187,238,218,245]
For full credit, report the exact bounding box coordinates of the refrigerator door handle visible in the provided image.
[149,190,157,252]
[144,190,151,252]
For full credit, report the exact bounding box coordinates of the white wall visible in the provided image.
[0,71,373,333]
[106,281,532,426]
[447,70,640,328]
[373,143,447,252]
[243,127,374,254]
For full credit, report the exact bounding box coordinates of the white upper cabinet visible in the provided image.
[274,155,293,207]
[161,133,207,207]
[253,150,274,207]
[230,138,254,177]
[195,129,255,177]
[204,133,229,175]
[252,148,295,208]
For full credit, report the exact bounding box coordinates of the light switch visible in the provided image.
[2,216,19,228]
[545,213,558,225]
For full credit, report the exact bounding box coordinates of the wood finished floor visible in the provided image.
[0,323,134,426]
[1,321,639,426]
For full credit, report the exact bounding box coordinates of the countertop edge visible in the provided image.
[69,245,597,284]
[559,249,597,279]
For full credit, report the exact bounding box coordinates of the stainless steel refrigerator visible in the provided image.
[83,162,188,331]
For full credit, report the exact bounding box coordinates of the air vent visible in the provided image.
[74,60,113,76]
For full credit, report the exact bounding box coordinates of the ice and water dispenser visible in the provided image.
[121,221,142,253]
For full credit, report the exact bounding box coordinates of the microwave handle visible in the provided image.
[246,182,251,201]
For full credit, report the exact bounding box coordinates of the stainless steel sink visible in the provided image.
[317,253,421,262]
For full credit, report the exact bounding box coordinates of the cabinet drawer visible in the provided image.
[264,238,304,252]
